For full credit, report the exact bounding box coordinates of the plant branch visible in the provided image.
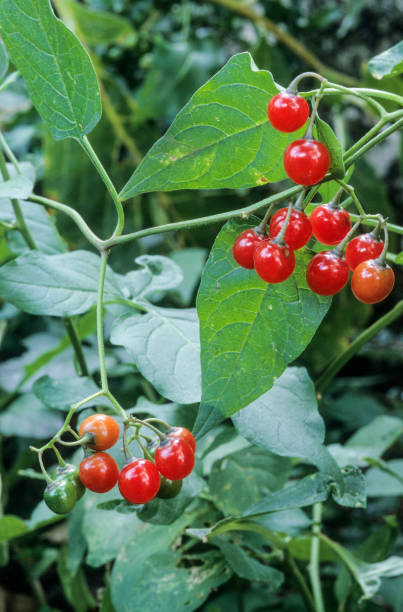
[316,301,403,395]
[208,0,357,86]
[344,117,403,168]
[62,317,90,377]
[79,136,125,237]
[309,503,325,612]
[97,250,109,391]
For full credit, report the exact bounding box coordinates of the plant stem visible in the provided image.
[285,550,315,612]
[336,181,366,216]
[309,503,325,612]
[304,85,403,107]
[28,194,102,249]
[319,534,367,596]
[345,117,403,168]
[349,213,403,236]
[208,0,357,86]
[316,300,403,395]
[79,135,125,237]
[97,250,109,391]
[62,317,90,377]
[0,149,37,250]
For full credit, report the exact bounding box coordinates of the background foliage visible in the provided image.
[0,1,403,611]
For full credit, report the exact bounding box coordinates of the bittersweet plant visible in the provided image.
[1,2,403,611]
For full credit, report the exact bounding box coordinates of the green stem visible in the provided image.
[62,317,90,377]
[79,136,125,237]
[336,181,366,216]
[52,445,66,467]
[0,132,21,171]
[316,301,403,395]
[0,149,37,250]
[345,117,403,168]
[285,551,315,612]
[309,503,325,612]
[129,416,166,440]
[97,250,109,391]
[37,452,51,484]
[28,194,102,249]
[305,85,403,107]
[0,71,19,94]
[349,213,403,236]
[104,391,127,420]
[319,534,367,597]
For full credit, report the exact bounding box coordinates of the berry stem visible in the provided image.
[122,422,131,461]
[144,418,172,431]
[293,190,307,211]
[129,416,166,440]
[52,445,66,467]
[256,202,276,235]
[57,434,92,447]
[273,201,293,245]
[369,217,383,241]
[287,72,327,94]
[336,181,366,216]
[304,80,327,140]
[333,218,361,257]
[377,222,389,266]
[136,438,154,462]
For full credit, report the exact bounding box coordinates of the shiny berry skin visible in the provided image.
[166,427,196,454]
[44,478,77,515]
[155,438,195,481]
[232,229,267,269]
[157,477,183,499]
[79,414,120,451]
[269,208,312,250]
[267,92,309,133]
[306,251,350,296]
[54,464,85,501]
[345,234,384,270]
[79,452,119,493]
[351,260,395,304]
[118,459,161,504]
[310,204,351,246]
[283,139,330,186]
[254,242,296,283]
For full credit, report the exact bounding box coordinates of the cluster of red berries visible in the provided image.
[268,91,330,186]
[44,414,196,514]
[232,199,395,304]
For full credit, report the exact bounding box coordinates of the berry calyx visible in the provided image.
[118,458,161,504]
[254,241,296,283]
[310,202,351,246]
[351,260,395,304]
[79,413,120,451]
[166,427,196,454]
[269,207,312,250]
[267,92,309,133]
[232,228,267,269]
[283,139,330,186]
[155,438,195,481]
[306,251,350,296]
[79,452,119,493]
[345,232,384,270]
[44,478,77,515]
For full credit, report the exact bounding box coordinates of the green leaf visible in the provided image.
[197,218,331,418]
[0,250,121,316]
[330,466,366,509]
[110,305,201,404]
[0,515,27,542]
[366,459,403,497]
[4,201,67,255]
[214,537,284,587]
[317,165,354,203]
[0,0,101,140]
[61,0,137,47]
[314,115,345,179]
[232,367,341,479]
[33,376,101,411]
[395,251,403,265]
[57,546,96,612]
[119,52,304,200]
[0,175,33,199]
[169,248,207,306]
[0,38,9,81]
[209,446,292,516]
[368,41,403,79]
[242,472,331,518]
[0,392,63,438]
[121,254,184,301]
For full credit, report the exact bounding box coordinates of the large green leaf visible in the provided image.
[0,250,121,316]
[0,515,28,542]
[0,0,101,140]
[110,305,201,404]
[33,375,101,411]
[0,38,8,81]
[196,218,331,417]
[314,115,345,179]
[366,459,403,497]
[0,393,63,438]
[0,175,32,199]
[368,41,403,79]
[232,367,341,479]
[119,52,304,200]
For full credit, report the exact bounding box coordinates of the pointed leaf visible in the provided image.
[197,218,331,417]
[0,0,101,140]
[314,115,345,179]
[368,41,403,79]
[119,52,304,200]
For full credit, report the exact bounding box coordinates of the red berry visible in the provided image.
[345,233,384,270]
[232,229,267,269]
[79,414,120,451]
[166,427,196,454]
[283,139,330,185]
[254,242,296,283]
[269,208,312,250]
[118,459,161,504]
[351,260,394,304]
[267,92,309,133]
[79,452,119,493]
[306,251,350,296]
[155,438,194,481]
[310,204,351,246]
